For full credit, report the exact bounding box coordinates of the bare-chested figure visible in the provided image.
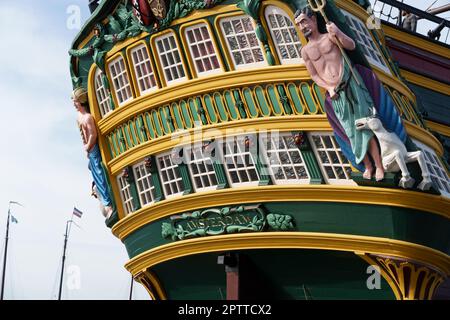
[73,88,113,219]
[295,7,384,180]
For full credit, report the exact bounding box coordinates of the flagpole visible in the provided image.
[129,275,134,300]
[0,205,11,300]
[58,219,71,300]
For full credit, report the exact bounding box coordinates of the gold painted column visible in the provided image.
[361,254,446,300]
[134,270,167,300]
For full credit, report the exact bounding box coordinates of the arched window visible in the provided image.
[94,69,112,117]
[129,44,157,95]
[132,160,157,207]
[265,6,303,65]
[341,10,391,74]
[219,15,266,69]
[117,173,134,215]
[154,32,187,85]
[184,23,221,77]
[308,132,356,186]
[108,55,133,105]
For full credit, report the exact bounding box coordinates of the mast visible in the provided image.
[129,275,134,300]
[0,206,11,300]
[58,220,73,300]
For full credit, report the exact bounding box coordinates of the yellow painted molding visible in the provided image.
[106,117,443,174]
[425,120,450,138]
[404,121,444,156]
[374,68,416,103]
[112,185,450,240]
[97,65,311,134]
[401,69,450,96]
[107,116,330,174]
[124,232,450,278]
[381,24,450,60]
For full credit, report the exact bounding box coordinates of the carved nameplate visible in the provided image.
[162,205,295,241]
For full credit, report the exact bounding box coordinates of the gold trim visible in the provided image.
[108,116,330,174]
[135,271,167,300]
[97,65,310,134]
[358,254,403,300]
[107,116,443,174]
[404,121,444,156]
[401,69,450,96]
[373,68,416,103]
[425,120,450,138]
[124,232,450,278]
[360,254,446,300]
[381,24,450,60]
[179,19,226,79]
[112,185,450,240]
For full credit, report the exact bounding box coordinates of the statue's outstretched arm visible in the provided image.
[326,22,355,51]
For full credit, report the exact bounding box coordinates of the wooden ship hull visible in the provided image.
[69,0,450,299]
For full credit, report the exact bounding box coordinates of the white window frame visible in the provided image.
[156,151,185,199]
[108,55,133,106]
[308,132,356,186]
[130,44,158,95]
[413,140,450,198]
[264,5,303,65]
[219,15,267,70]
[184,145,219,192]
[132,161,156,207]
[219,135,261,187]
[117,173,135,215]
[154,33,187,85]
[341,10,391,74]
[94,68,112,117]
[184,23,222,77]
[259,133,311,185]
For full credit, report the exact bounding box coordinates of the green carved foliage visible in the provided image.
[237,0,261,19]
[267,213,295,230]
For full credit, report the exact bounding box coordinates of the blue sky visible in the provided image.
[0,0,447,300]
[0,0,147,300]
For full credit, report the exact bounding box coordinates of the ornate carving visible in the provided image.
[237,0,276,65]
[361,254,446,300]
[161,205,295,241]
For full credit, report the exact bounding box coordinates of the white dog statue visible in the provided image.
[355,110,432,191]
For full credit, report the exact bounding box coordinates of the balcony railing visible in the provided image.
[371,0,450,45]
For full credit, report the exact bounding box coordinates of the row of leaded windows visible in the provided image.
[97,8,391,118]
[115,132,362,214]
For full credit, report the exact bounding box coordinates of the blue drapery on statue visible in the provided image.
[88,144,112,207]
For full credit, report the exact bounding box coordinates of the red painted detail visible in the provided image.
[386,38,450,84]
[132,0,153,26]
[226,271,239,300]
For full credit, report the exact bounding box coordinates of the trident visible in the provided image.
[307,0,361,86]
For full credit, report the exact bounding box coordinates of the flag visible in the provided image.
[11,215,18,224]
[73,207,83,218]
[10,201,24,207]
